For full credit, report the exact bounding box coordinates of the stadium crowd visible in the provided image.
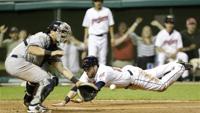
[0,17,199,81]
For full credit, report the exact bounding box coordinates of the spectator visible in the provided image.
[59,36,86,75]
[131,19,164,69]
[180,17,200,60]
[155,15,189,79]
[0,26,20,55]
[18,29,28,42]
[112,22,136,67]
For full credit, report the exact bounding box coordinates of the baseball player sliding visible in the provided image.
[5,21,82,113]
[83,0,115,64]
[53,56,192,106]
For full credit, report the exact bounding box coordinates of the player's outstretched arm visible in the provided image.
[52,86,80,106]
[27,46,64,57]
[52,62,82,87]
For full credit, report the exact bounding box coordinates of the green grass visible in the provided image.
[0,83,200,101]
[0,62,5,70]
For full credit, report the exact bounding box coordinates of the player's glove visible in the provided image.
[77,83,98,102]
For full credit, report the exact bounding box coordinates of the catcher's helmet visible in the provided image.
[48,21,62,31]
[47,21,72,43]
[82,56,99,70]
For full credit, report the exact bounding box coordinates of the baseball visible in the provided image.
[110,84,116,90]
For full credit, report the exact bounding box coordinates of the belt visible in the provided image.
[95,33,107,37]
[24,39,28,46]
[124,70,133,89]
[11,54,18,58]
[127,70,133,76]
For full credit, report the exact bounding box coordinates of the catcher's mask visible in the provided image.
[47,21,72,43]
[82,56,99,71]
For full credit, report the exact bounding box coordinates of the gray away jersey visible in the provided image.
[9,32,61,66]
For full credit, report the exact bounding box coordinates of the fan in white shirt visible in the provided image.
[155,15,189,78]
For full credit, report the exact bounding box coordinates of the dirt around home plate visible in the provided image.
[0,100,200,113]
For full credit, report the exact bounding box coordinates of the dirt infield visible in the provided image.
[0,100,200,113]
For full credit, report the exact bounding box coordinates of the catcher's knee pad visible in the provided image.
[26,82,39,96]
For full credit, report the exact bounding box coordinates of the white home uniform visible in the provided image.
[82,7,114,64]
[155,29,189,78]
[79,63,185,91]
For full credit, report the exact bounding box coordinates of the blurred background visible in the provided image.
[0,0,199,85]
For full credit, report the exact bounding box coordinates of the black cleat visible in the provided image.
[24,94,33,107]
[177,60,193,70]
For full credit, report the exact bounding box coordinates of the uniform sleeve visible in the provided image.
[79,72,89,83]
[108,9,114,26]
[177,32,183,49]
[82,10,90,27]
[28,33,48,48]
[155,31,163,47]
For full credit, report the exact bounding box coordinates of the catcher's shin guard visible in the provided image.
[30,76,58,105]
[24,82,39,107]
[40,76,58,102]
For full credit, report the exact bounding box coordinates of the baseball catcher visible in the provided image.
[5,21,83,113]
[53,56,192,106]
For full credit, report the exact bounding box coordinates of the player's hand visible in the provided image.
[71,98,83,103]
[0,25,8,34]
[52,101,67,107]
[51,50,64,57]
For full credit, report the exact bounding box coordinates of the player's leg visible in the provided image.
[24,82,39,107]
[98,35,108,64]
[5,58,58,112]
[144,62,178,78]
[176,52,189,79]
[25,70,58,112]
[88,35,98,57]
[156,52,166,66]
[127,63,185,91]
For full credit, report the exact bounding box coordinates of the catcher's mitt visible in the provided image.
[77,83,98,102]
